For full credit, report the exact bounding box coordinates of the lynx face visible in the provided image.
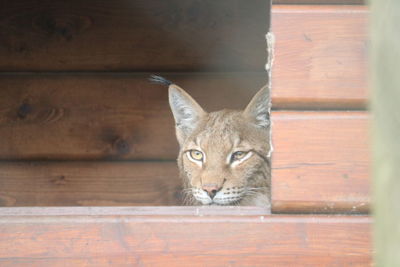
[158,76,271,207]
[178,110,271,206]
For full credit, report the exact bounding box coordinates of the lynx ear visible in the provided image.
[243,86,271,128]
[168,85,206,143]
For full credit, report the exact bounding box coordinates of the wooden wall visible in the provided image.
[0,0,270,206]
[0,1,370,210]
[0,1,372,266]
[0,0,269,72]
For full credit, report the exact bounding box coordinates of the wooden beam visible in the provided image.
[272,6,368,109]
[0,207,372,266]
[272,111,370,213]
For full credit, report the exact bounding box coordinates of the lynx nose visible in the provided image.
[202,183,222,199]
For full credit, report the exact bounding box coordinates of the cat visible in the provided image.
[151,75,271,207]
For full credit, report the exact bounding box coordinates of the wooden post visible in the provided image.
[371,0,400,266]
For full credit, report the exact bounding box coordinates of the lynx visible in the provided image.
[151,75,271,207]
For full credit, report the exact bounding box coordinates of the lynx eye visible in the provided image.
[188,150,204,161]
[231,151,247,162]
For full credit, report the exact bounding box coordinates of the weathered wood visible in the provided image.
[272,111,370,213]
[371,0,400,265]
[0,162,181,206]
[272,6,368,109]
[0,0,269,72]
[0,209,372,266]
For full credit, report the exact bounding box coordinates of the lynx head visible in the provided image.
[151,75,271,206]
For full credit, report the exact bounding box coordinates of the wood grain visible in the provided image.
[0,162,181,207]
[0,73,369,160]
[0,73,268,160]
[272,6,368,109]
[0,210,372,266]
[0,0,269,72]
[272,111,370,213]
[0,112,369,211]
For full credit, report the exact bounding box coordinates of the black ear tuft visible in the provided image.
[149,75,173,86]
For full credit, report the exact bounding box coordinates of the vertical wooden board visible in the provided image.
[272,6,368,109]
[272,111,370,213]
[0,0,269,71]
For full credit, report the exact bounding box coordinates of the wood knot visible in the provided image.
[113,138,131,155]
[17,103,33,119]
[51,175,67,186]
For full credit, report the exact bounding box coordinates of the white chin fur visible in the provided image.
[193,189,244,205]
[193,190,212,204]
[201,199,213,205]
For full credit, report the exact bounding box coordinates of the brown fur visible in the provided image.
[168,84,271,207]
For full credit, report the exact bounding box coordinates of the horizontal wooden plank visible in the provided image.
[0,112,369,212]
[0,162,181,207]
[272,6,368,109]
[0,73,369,160]
[272,111,370,213]
[0,0,269,72]
[0,254,371,267]
[0,206,270,216]
[0,73,268,160]
[0,210,372,266]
